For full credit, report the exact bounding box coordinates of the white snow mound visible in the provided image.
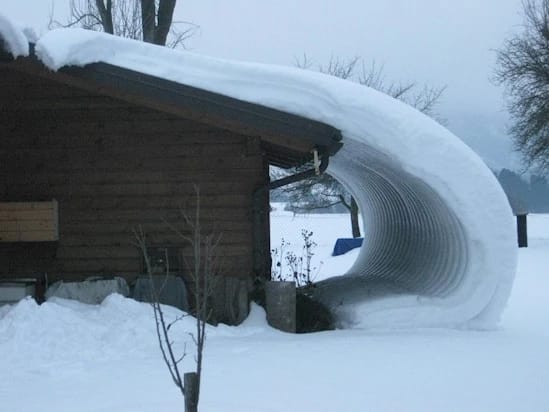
[31,28,518,328]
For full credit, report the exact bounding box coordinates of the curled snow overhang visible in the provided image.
[21,27,519,328]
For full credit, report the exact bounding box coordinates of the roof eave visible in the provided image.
[3,49,343,168]
[61,62,343,165]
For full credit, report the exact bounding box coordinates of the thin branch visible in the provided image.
[50,0,195,48]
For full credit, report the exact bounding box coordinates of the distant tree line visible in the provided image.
[496,169,549,214]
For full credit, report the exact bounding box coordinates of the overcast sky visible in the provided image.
[3,0,525,120]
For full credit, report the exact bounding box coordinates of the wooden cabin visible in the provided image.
[0,40,341,321]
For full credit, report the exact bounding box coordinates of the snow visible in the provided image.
[0,14,29,57]
[1,213,548,412]
[269,203,358,281]
[31,27,517,328]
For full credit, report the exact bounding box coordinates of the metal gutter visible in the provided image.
[268,150,330,190]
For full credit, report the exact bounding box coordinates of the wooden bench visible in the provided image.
[0,200,59,242]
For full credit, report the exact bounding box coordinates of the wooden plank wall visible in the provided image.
[0,67,268,282]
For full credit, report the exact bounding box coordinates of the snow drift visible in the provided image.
[1,20,518,328]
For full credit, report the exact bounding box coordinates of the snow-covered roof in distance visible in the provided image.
[0,15,518,330]
[0,14,29,58]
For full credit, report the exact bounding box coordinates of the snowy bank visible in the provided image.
[1,214,548,411]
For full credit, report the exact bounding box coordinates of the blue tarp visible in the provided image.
[332,237,364,256]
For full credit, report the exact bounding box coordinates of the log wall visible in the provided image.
[0,67,269,283]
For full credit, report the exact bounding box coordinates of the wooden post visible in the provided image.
[517,214,528,248]
[265,281,296,333]
[184,372,198,412]
[252,185,271,281]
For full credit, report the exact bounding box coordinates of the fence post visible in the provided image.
[184,372,198,412]
[517,214,528,248]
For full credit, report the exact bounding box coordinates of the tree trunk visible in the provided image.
[155,0,177,45]
[95,0,114,34]
[350,196,361,238]
[140,0,156,43]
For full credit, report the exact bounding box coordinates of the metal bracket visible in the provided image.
[313,148,320,175]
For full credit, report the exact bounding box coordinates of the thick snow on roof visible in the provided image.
[0,14,29,58]
[32,27,518,328]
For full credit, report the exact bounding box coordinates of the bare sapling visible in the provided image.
[134,186,221,412]
[271,229,321,287]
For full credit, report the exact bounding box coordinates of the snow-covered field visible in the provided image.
[270,203,359,281]
[1,212,548,412]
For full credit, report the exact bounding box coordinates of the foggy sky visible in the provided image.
[3,0,525,119]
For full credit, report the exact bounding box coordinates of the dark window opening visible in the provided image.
[143,247,181,274]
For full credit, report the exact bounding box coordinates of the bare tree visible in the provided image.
[495,0,549,171]
[50,0,197,48]
[134,227,187,397]
[134,187,220,412]
[357,59,445,119]
[275,167,362,237]
[280,56,445,237]
[295,55,446,120]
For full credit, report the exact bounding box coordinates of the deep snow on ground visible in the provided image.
[1,213,548,412]
[269,203,359,282]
